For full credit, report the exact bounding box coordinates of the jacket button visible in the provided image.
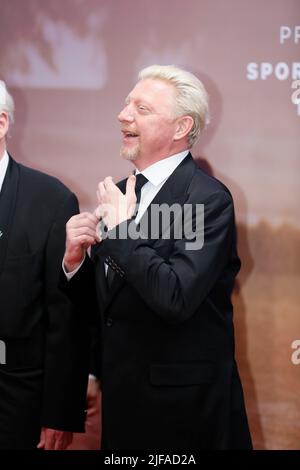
[105,317,113,327]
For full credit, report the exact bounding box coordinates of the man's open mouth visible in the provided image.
[122,131,139,138]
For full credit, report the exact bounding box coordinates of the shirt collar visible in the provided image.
[0,150,9,193]
[135,150,189,187]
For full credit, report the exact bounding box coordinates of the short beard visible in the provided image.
[120,143,140,161]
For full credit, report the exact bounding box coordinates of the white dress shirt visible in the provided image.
[64,150,189,280]
[0,150,9,193]
[134,150,189,224]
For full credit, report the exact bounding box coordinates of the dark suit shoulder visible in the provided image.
[11,160,79,223]
[189,163,233,202]
[18,162,73,201]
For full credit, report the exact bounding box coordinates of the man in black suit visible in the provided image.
[63,65,252,449]
[0,81,89,449]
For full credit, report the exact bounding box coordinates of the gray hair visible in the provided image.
[138,65,209,147]
[0,80,15,124]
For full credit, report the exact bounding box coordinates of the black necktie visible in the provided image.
[106,173,148,288]
[133,173,148,214]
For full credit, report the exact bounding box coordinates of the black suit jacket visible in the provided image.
[0,156,89,449]
[66,153,252,449]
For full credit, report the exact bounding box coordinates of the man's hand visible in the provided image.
[86,376,101,418]
[96,175,136,230]
[37,427,73,450]
[64,212,100,272]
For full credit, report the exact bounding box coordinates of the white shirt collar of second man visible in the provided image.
[135,150,189,187]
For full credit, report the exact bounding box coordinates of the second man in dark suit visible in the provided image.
[63,65,252,449]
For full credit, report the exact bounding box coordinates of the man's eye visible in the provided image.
[138,105,148,111]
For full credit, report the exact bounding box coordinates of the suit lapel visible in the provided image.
[0,156,19,281]
[91,177,127,312]
[91,249,108,310]
[92,244,126,313]
[104,270,125,311]
[142,153,196,209]
[137,153,197,239]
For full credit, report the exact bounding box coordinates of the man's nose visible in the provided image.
[118,105,134,123]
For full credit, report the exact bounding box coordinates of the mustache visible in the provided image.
[121,128,139,134]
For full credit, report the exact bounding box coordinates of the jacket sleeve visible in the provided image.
[40,192,90,432]
[59,253,98,325]
[94,189,237,325]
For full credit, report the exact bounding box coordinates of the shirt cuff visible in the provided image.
[88,374,98,381]
[62,255,86,281]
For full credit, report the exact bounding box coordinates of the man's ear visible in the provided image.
[173,115,194,142]
[0,112,9,140]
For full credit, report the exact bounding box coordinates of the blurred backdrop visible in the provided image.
[1,0,299,449]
